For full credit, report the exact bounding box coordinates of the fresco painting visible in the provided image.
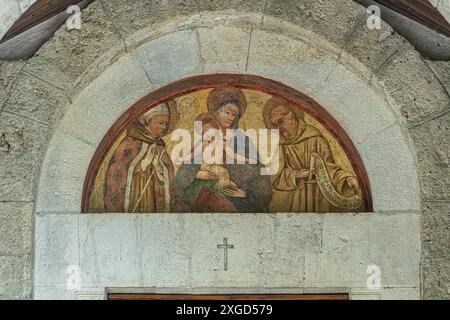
[86,85,365,213]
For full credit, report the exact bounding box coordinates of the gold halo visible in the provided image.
[165,99,180,135]
[263,96,305,129]
[206,87,247,116]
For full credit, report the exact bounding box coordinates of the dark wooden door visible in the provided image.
[107,293,349,300]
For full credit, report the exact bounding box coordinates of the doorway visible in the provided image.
[107,293,349,300]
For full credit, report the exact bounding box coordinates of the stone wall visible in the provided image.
[0,0,449,299]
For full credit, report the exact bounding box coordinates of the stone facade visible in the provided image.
[0,0,449,299]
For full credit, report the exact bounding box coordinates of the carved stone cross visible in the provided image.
[217,238,234,271]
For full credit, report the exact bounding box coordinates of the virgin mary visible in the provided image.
[173,87,272,213]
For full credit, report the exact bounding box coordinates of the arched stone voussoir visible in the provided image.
[134,29,203,88]
[36,130,95,214]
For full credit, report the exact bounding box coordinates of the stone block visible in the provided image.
[136,29,203,87]
[422,257,450,300]
[425,59,450,95]
[140,214,190,287]
[198,26,251,73]
[345,18,412,74]
[421,201,450,258]
[271,214,322,255]
[34,286,77,300]
[4,72,68,125]
[184,213,275,288]
[313,63,396,145]
[0,111,49,202]
[318,212,421,288]
[263,214,322,287]
[0,254,32,299]
[36,131,94,214]
[0,60,25,110]
[59,53,152,146]
[265,0,362,47]
[102,0,201,39]
[78,214,141,287]
[410,113,450,201]
[376,50,450,126]
[0,0,21,40]
[34,214,79,287]
[0,202,33,254]
[247,29,337,95]
[381,287,420,300]
[196,0,265,13]
[357,124,420,212]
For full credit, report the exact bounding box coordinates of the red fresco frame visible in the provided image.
[81,73,373,212]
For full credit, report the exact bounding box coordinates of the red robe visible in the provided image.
[104,122,174,213]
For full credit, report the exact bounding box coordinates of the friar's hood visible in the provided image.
[280,117,323,145]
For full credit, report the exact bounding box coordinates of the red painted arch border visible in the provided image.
[81,73,373,212]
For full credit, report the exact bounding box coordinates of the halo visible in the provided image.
[206,87,247,116]
[166,99,180,135]
[263,96,305,129]
[177,95,198,120]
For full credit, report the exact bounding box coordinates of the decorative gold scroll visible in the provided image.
[312,153,362,210]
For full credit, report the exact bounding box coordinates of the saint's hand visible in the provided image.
[221,185,246,198]
[196,171,218,181]
[345,176,360,193]
[296,167,319,179]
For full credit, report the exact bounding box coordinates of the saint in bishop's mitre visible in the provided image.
[104,101,179,213]
[263,97,362,213]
